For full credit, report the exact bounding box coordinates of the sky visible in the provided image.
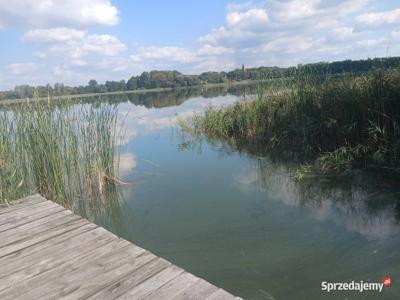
[0,0,399,89]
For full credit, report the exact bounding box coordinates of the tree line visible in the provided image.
[2,56,400,100]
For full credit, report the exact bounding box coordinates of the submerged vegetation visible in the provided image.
[0,95,123,208]
[182,68,400,176]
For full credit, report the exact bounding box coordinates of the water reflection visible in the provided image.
[33,85,400,300]
[179,135,400,241]
[253,157,400,240]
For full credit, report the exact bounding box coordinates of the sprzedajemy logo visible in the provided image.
[321,276,392,293]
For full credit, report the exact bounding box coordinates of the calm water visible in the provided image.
[79,86,400,300]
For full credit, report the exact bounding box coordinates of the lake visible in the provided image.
[75,85,400,299]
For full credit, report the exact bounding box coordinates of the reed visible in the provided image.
[0,95,123,208]
[182,68,400,174]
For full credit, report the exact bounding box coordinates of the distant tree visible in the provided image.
[87,79,100,93]
[2,56,400,100]
[127,76,138,90]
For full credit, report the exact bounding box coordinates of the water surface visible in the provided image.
[79,86,400,299]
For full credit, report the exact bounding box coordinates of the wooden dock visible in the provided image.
[0,194,241,299]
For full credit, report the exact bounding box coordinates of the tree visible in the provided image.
[87,80,100,93]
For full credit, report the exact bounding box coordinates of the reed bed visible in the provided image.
[182,69,400,175]
[0,95,123,208]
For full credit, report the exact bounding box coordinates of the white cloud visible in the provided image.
[357,39,385,48]
[226,2,253,13]
[357,8,400,28]
[82,34,127,56]
[29,32,127,66]
[274,0,320,21]
[0,0,118,28]
[196,0,393,68]
[8,63,39,75]
[263,36,324,54]
[23,27,86,43]
[226,8,270,31]
[197,44,234,56]
[330,26,355,41]
[130,46,198,64]
[2,0,399,89]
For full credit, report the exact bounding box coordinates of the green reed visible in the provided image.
[0,95,123,207]
[182,68,400,174]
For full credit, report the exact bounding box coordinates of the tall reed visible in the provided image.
[0,95,123,208]
[182,69,400,174]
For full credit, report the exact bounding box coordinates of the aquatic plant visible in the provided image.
[0,95,123,208]
[182,68,400,174]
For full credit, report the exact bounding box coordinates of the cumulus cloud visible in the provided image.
[273,0,321,21]
[330,26,355,41]
[2,0,399,89]
[357,39,385,48]
[357,8,400,28]
[28,32,127,66]
[130,46,197,63]
[8,63,39,75]
[197,45,234,56]
[23,28,86,43]
[226,8,270,31]
[195,0,395,67]
[0,0,118,28]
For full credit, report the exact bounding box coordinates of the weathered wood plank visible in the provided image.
[0,239,133,300]
[172,278,219,299]
[59,252,158,300]
[0,196,240,300]
[1,243,143,300]
[0,194,46,215]
[0,202,65,232]
[116,265,185,299]
[0,218,89,258]
[86,258,171,300]
[206,289,240,300]
[0,210,75,245]
[0,222,97,262]
[0,226,118,280]
[0,200,56,225]
[0,238,123,293]
[142,271,200,299]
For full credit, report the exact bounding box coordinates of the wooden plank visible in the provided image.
[86,258,171,300]
[0,239,133,299]
[116,265,185,299]
[142,271,200,300]
[0,213,83,249]
[0,195,46,215]
[0,222,97,262]
[206,289,239,300]
[0,231,121,292]
[0,210,74,244]
[59,251,158,300]
[0,200,56,225]
[172,279,219,300]
[0,195,241,300]
[1,242,143,300]
[0,226,117,279]
[0,218,89,258]
[0,202,65,232]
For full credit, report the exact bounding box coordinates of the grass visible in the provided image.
[0,94,123,209]
[181,68,400,176]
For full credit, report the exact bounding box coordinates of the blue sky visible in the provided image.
[0,0,399,89]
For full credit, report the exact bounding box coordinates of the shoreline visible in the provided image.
[0,79,261,106]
